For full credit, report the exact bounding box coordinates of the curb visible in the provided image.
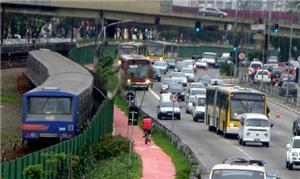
[267,96,300,116]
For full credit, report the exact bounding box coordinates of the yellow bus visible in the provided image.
[206,86,267,137]
[146,41,178,61]
[117,41,146,64]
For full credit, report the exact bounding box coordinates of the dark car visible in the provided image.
[166,59,176,69]
[271,68,283,85]
[192,55,201,60]
[279,82,298,97]
[175,61,184,72]
[293,117,300,136]
[278,74,295,87]
[152,68,161,82]
[198,75,212,86]
[168,82,185,101]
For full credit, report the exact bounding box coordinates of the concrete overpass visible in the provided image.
[1,0,300,39]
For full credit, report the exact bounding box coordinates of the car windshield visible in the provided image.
[161,101,173,107]
[191,83,205,89]
[168,83,183,90]
[292,139,300,148]
[191,89,206,95]
[128,64,149,78]
[167,59,175,64]
[154,61,167,67]
[176,62,183,67]
[28,97,71,115]
[181,68,194,73]
[245,118,270,127]
[212,169,264,179]
[172,72,185,78]
[203,54,216,59]
[250,63,262,68]
[148,43,163,56]
[196,98,206,106]
[183,61,193,66]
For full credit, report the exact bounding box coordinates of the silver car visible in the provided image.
[198,7,228,18]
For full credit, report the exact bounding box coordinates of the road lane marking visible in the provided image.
[149,87,160,100]
[215,134,253,159]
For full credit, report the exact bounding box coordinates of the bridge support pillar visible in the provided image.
[1,7,5,44]
[253,33,263,50]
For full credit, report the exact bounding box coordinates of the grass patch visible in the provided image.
[105,74,119,92]
[152,128,192,179]
[87,152,142,179]
[0,92,21,104]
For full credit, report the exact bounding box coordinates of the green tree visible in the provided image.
[23,164,44,179]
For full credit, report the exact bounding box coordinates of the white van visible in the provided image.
[238,113,273,147]
[157,93,181,120]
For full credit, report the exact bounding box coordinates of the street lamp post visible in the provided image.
[286,3,300,101]
[93,19,133,65]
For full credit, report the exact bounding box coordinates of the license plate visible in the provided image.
[254,138,260,141]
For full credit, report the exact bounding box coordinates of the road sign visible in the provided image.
[126,91,135,101]
[251,24,265,31]
[128,106,139,125]
[238,52,246,60]
[170,93,178,102]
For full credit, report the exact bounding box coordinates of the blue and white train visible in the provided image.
[22,49,93,142]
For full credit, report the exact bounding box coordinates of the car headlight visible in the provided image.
[146,56,150,60]
[145,79,151,84]
[183,79,187,83]
[159,57,163,61]
[127,79,131,84]
[230,123,234,127]
[117,60,121,65]
[292,152,298,156]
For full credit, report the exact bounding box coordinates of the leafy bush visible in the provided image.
[23,164,44,179]
[87,152,142,179]
[220,63,234,76]
[93,134,129,160]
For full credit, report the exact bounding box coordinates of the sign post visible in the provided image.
[170,93,178,144]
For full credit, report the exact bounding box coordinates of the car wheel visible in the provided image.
[288,163,293,170]
[157,114,161,120]
[219,14,224,18]
[202,12,206,16]
[264,142,270,147]
[242,140,246,146]
[286,161,289,168]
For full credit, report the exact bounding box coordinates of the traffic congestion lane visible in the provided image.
[135,66,300,178]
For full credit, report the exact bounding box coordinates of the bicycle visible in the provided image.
[144,130,151,144]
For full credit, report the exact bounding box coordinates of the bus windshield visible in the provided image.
[212,169,264,179]
[128,64,149,78]
[231,100,264,119]
[148,44,163,56]
[28,97,71,115]
[119,45,137,55]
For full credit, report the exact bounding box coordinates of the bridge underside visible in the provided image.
[1,2,300,39]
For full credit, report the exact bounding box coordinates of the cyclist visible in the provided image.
[142,116,153,141]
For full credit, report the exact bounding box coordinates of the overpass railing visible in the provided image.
[0,98,114,179]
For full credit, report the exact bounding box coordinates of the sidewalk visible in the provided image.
[113,106,176,179]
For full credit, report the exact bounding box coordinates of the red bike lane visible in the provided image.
[113,106,176,179]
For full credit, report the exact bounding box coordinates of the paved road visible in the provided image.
[134,67,300,179]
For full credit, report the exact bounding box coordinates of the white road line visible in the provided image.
[148,87,160,100]
[216,134,253,159]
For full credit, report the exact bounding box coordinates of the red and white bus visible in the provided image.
[121,55,153,89]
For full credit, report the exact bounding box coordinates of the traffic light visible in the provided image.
[232,46,237,52]
[273,23,279,33]
[195,21,201,32]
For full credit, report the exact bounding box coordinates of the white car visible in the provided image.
[188,82,206,92]
[182,59,195,70]
[202,52,218,67]
[248,61,263,76]
[186,95,196,114]
[254,70,270,83]
[160,78,173,93]
[181,68,195,82]
[192,95,206,122]
[286,136,300,170]
[153,61,168,74]
[171,72,187,86]
[238,113,273,147]
[195,59,208,68]
[209,157,272,179]
[157,93,181,120]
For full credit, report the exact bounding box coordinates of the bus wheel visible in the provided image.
[216,129,222,135]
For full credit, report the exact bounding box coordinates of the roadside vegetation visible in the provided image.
[219,63,234,76]
[0,92,21,104]
[115,91,192,179]
[22,135,142,179]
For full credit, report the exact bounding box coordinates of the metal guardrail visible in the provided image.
[239,73,298,107]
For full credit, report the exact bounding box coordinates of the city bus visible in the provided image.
[205,85,267,137]
[146,41,178,61]
[121,54,152,89]
[117,41,146,64]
